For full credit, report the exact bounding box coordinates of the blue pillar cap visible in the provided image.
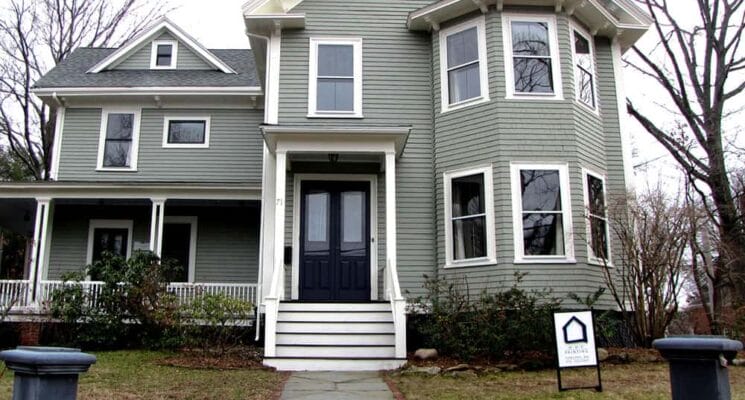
[0,346,97,375]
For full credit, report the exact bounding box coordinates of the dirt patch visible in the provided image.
[157,347,272,370]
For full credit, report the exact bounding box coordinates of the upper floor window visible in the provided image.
[510,163,574,262]
[162,116,211,148]
[151,40,178,69]
[308,37,363,118]
[443,166,496,268]
[502,14,563,100]
[439,17,490,112]
[572,27,598,111]
[96,109,141,171]
[583,169,610,264]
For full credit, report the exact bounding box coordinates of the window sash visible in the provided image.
[167,120,206,144]
[156,45,173,66]
[102,113,134,168]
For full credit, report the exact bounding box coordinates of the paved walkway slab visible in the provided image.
[280,371,394,400]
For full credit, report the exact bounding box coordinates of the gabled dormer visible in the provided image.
[87,17,236,73]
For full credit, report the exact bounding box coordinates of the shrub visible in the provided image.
[182,293,254,356]
[409,272,561,362]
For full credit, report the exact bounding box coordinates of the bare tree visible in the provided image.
[601,189,688,347]
[0,0,168,180]
[625,0,745,323]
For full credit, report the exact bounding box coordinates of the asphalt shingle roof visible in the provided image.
[34,48,259,88]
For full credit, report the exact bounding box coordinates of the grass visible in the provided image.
[390,363,745,400]
[0,350,285,400]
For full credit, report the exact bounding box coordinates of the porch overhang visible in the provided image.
[0,182,261,201]
[260,125,412,158]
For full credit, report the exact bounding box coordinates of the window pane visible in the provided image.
[342,191,364,244]
[589,216,609,260]
[523,213,564,255]
[306,192,329,243]
[511,21,550,56]
[168,120,206,144]
[521,170,562,211]
[574,32,590,55]
[587,175,605,215]
[103,141,131,167]
[156,44,172,66]
[577,67,595,107]
[446,27,479,68]
[453,216,486,260]
[452,173,485,218]
[318,44,353,77]
[317,77,354,111]
[514,57,553,93]
[106,114,133,139]
[92,228,128,262]
[448,63,481,104]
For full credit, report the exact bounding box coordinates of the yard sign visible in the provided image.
[552,310,602,392]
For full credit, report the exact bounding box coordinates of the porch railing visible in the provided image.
[385,258,407,359]
[0,280,258,312]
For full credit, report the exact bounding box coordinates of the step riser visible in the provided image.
[276,334,395,346]
[276,346,395,358]
[278,312,393,322]
[263,358,406,371]
[277,322,394,333]
[278,303,391,312]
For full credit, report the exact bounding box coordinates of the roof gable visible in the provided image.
[87,17,236,74]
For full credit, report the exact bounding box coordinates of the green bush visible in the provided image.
[48,251,184,349]
[410,272,561,362]
[182,293,254,355]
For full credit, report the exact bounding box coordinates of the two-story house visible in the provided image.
[0,0,651,371]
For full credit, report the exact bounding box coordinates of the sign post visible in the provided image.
[553,310,602,392]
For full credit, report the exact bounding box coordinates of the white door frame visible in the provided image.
[291,173,378,300]
[163,216,198,283]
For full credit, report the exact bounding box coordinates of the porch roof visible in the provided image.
[260,125,412,158]
[0,181,261,200]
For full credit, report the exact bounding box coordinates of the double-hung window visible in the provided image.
[151,40,178,69]
[162,116,211,148]
[444,166,496,267]
[511,163,573,262]
[97,109,141,171]
[583,170,610,264]
[572,27,597,111]
[502,14,563,99]
[439,17,489,112]
[308,38,363,117]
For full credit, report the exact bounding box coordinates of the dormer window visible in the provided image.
[151,40,178,69]
[308,37,363,118]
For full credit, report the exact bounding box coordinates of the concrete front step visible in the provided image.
[276,332,395,346]
[264,357,406,371]
[276,344,395,358]
[276,321,394,334]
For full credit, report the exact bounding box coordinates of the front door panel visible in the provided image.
[300,181,370,301]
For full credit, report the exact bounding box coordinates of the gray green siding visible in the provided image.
[57,108,264,184]
[277,0,436,297]
[47,203,260,283]
[115,32,213,70]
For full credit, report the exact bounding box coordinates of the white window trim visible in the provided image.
[510,162,575,263]
[164,216,198,283]
[570,22,600,114]
[150,39,178,69]
[96,108,141,172]
[86,219,134,266]
[502,13,564,100]
[443,165,497,268]
[307,37,363,118]
[162,115,211,148]
[439,16,490,113]
[582,168,612,266]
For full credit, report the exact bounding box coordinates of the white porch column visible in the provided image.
[28,197,52,305]
[149,198,166,255]
[259,145,277,302]
[385,152,397,299]
[273,151,287,298]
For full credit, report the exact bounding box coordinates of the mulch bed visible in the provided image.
[157,347,272,370]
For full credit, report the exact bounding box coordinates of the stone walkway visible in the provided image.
[280,371,394,400]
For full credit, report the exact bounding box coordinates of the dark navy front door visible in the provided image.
[299,181,371,301]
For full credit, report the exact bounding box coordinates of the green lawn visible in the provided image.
[0,351,285,400]
[390,363,745,400]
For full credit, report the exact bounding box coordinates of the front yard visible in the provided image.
[389,362,745,400]
[0,351,286,400]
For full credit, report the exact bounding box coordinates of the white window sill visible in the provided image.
[441,96,490,114]
[307,113,364,119]
[588,258,613,268]
[96,167,137,172]
[513,257,576,264]
[506,93,564,101]
[162,144,210,149]
[443,257,497,269]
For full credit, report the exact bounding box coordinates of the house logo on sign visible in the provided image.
[562,316,588,344]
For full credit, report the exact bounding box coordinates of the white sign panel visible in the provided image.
[554,311,598,368]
